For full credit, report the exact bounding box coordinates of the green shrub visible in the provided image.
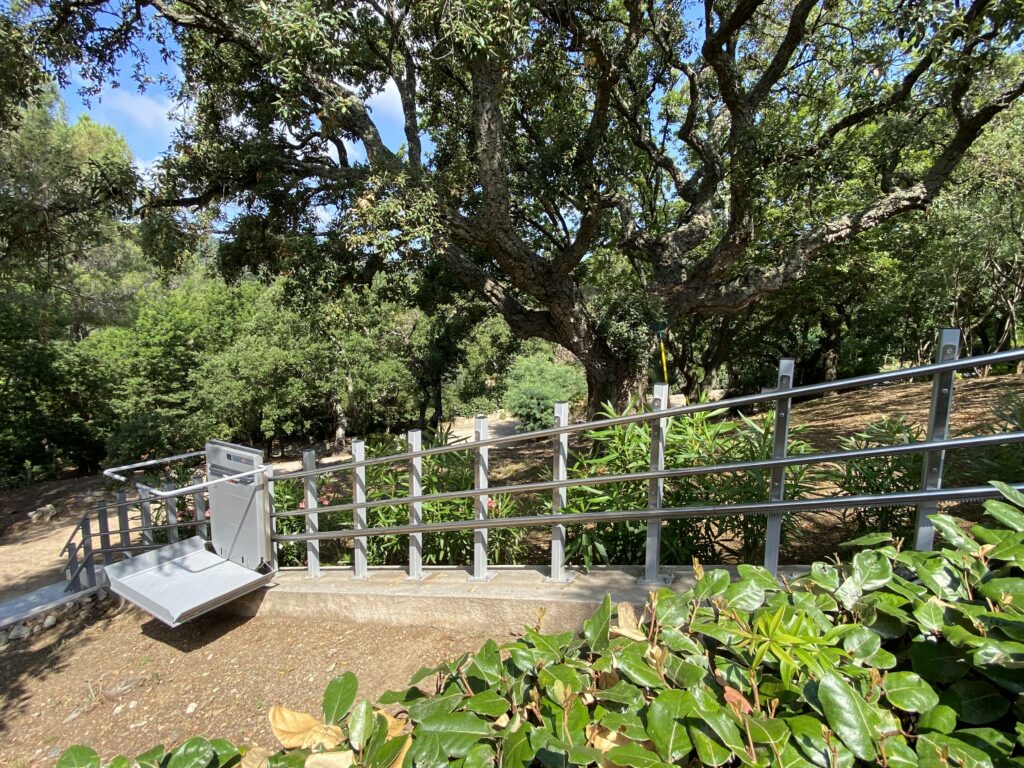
[566,402,822,569]
[948,391,1024,488]
[363,429,527,567]
[825,417,924,539]
[61,481,1024,768]
[503,354,586,432]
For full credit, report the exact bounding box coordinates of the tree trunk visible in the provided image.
[582,355,647,417]
[821,314,842,382]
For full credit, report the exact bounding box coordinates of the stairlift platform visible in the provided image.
[104,441,276,627]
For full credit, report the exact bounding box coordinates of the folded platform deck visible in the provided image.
[105,536,274,627]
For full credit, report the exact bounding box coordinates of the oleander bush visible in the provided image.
[59,481,1024,768]
[565,404,823,569]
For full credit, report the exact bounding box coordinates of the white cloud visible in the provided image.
[366,79,405,124]
[95,87,178,143]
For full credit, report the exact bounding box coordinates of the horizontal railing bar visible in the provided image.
[79,520,205,539]
[102,450,206,483]
[275,347,1024,483]
[272,482,1023,543]
[60,511,91,555]
[131,465,269,499]
[271,431,1024,520]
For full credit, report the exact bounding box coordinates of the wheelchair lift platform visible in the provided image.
[103,441,276,627]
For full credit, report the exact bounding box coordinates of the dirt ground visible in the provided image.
[0,598,506,767]
[1,374,1022,766]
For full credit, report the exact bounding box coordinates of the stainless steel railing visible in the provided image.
[63,328,1024,589]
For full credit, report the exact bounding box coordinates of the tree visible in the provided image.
[0,91,141,478]
[27,0,1024,411]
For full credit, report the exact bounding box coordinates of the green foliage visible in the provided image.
[62,483,1024,768]
[362,429,527,567]
[0,91,142,480]
[825,418,925,540]
[272,427,527,568]
[949,392,1024,488]
[503,354,586,432]
[566,403,821,569]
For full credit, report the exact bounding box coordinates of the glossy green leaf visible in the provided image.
[883,671,939,712]
[347,699,374,751]
[605,742,672,768]
[135,746,166,768]
[167,738,215,768]
[724,578,766,611]
[984,497,1024,532]
[916,733,994,768]
[56,746,101,768]
[989,482,1024,518]
[646,689,694,762]
[693,569,731,600]
[918,703,958,733]
[944,680,1010,724]
[840,532,894,548]
[414,712,491,758]
[817,671,876,761]
[843,627,881,659]
[851,550,893,591]
[584,594,612,652]
[463,689,509,718]
[322,672,359,724]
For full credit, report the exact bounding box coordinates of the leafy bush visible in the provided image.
[363,429,528,567]
[825,417,924,539]
[503,354,586,432]
[566,402,821,568]
[948,391,1024,488]
[61,482,1024,768]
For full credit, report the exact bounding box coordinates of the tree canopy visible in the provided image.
[19,0,1023,409]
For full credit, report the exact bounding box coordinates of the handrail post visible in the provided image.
[764,358,795,574]
[407,430,425,580]
[96,501,113,566]
[548,402,574,582]
[116,490,131,549]
[642,384,670,584]
[192,470,208,539]
[915,328,962,550]
[352,440,368,580]
[80,515,97,588]
[471,415,493,581]
[262,465,277,570]
[139,488,154,545]
[303,449,322,579]
[66,541,81,591]
[163,483,178,543]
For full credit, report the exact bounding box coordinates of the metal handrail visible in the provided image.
[274,346,1024,483]
[102,450,206,483]
[272,482,1023,543]
[270,430,1024,520]
[60,511,90,555]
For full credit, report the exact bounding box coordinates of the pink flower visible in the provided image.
[487,499,496,510]
[298,500,306,509]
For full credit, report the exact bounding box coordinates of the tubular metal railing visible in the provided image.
[62,328,1024,590]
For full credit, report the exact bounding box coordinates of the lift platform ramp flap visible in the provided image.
[105,441,276,627]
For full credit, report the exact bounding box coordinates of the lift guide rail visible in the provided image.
[104,441,275,627]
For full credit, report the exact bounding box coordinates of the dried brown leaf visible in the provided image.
[376,709,406,739]
[268,706,322,749]
[301,723,344,751]
[240,746,272,768]
[304,752,356,768]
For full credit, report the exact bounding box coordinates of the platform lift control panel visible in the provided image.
[104,441,276,627]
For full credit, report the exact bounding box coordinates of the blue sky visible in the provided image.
[61,35,409,171]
